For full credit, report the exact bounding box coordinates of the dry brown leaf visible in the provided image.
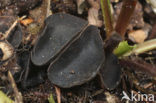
[76,0,86,14]
[24,0,51,45]
[87,0,100,9]
[20,18,33,26]
[105,92,120,103]
[29,0,51,24]
[146,0,156,14]
[88,8,102,27]
[87,0,102,27]
[128,29,148,43]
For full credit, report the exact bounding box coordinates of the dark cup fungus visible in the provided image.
[99,32,122,90]
[31,13,105,88]
[99,53,121,90]
[31,13,88,66]
[48,25,105,88]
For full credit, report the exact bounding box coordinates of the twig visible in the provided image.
[91,89,104,97]
[120,57,156,77]
[8,71,23,103]
[1,16,26,40]
[46,0,52,17]
[143,83,153,89]
[54,86,61,103]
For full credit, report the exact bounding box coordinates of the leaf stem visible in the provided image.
[100,0,113,38]
[115,0,138,38]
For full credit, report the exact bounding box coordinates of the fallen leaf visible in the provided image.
[88,8,102,27]
[29,0,51,24]
[20,18,33,26]
[24,0,51,45]
[105,92,120,103]
[87,0,102,27]
[128,29,148,43]
[87,0,100,9]
[146,0,156,14]
[76,0,86,14]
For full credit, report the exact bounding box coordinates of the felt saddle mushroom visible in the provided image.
[48,25,105,88]
[99,32,122,90]
[31,13,105,88]
[99,53,121,90]
[31,13,88,66]
[17,51,47,88]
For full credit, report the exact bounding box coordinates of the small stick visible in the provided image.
[54,86,61,103]
[143,83,153,89]
[8,71,23,103]
[1,16,26,40]
[46,0,52,17]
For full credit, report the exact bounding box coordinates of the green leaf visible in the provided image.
[0,91,14,103]
[123,38,156,56]
[113,41,136,57]
[48,93,55,103]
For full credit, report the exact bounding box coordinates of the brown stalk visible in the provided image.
[115,0,138,38]
[100,0,113,38]
[120,57,156,77]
